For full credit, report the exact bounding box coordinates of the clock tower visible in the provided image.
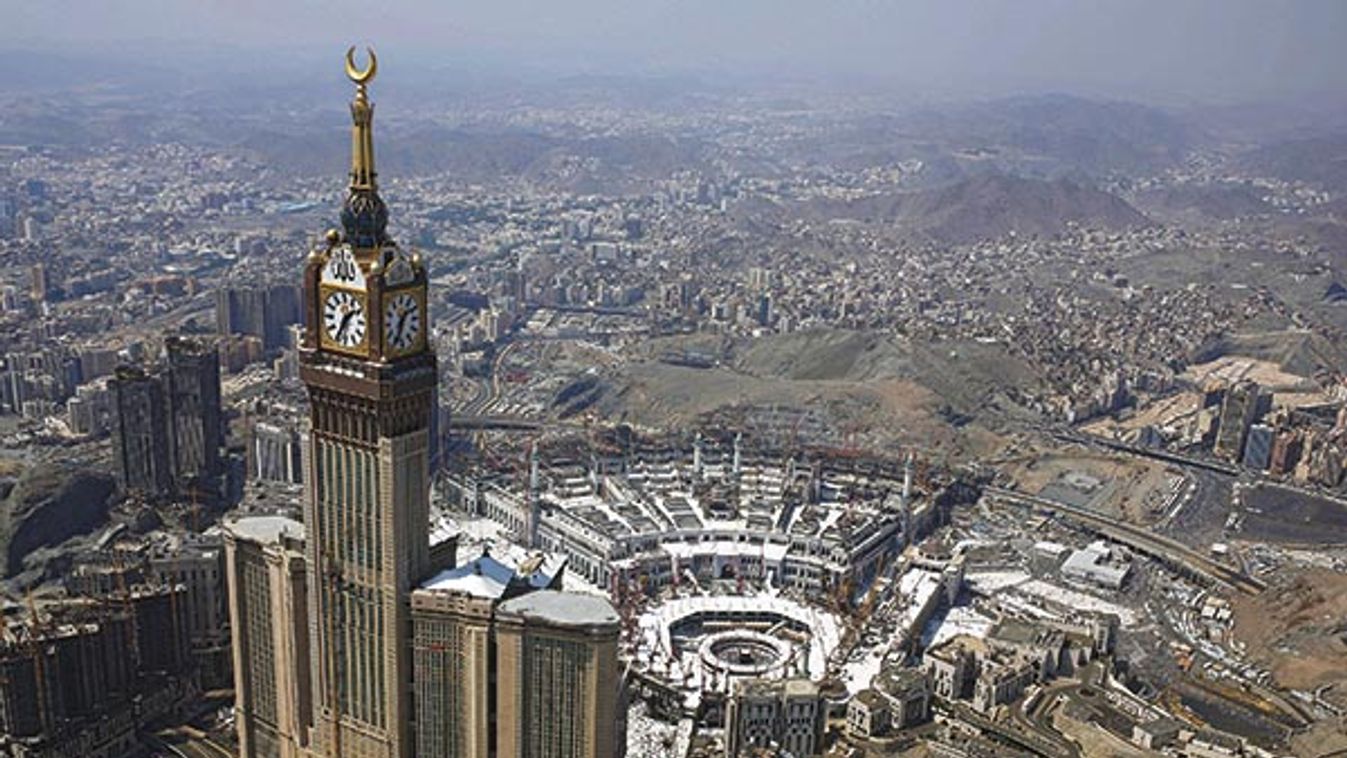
[298,47,433,758]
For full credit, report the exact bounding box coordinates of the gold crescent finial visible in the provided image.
[345,46,377,85]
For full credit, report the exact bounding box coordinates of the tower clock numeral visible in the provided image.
[323,247,365,286]
[332,257,358,282]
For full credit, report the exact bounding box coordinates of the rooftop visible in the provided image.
[418,549,565,600]
[497,589,619,628]
[225,515,304,545]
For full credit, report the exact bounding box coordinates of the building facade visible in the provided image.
[110,365,173,496]
[724,679,823,758]
[164,335,223,493]
[224,516,312,758]
[297,50,436,758]
[223,51,624,758]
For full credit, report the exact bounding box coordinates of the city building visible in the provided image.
[163,335,223,493]
[110,365,173,496]
[845,689,890,740]
[249,419,304,485]
[494,591,624,758]
[410,550,564,758]
[873,667,932,730]
[1213,381,1270,462]
[109,338,224,500]
[1242,423,1275,472]
[1059,540,1131,590]
[724,678,824,758]
[221,53,624,758]
[216,284,302,352]
[147,532,231,688]
[0,585,195,758]
[224,515,311,758]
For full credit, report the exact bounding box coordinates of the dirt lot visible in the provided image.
[1231,568,1347,701]
[999,451,1181,525]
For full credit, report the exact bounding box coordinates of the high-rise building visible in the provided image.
[249,419,304,485]
[494,591,624,758]
[410,554,621,758]
[29,263,48,303]
[164,336,224,493]
[225,50,624,758]
[1213,381,1270,461]
[410,551,558,758]
[216,285,303,352]
[1242,423,1275,472]
[109,339,223,500]
[298,48,436,758]
[148,533,231,688]
[1268,430,1304,477]
[224,516,312,758]
[110,365,173,496]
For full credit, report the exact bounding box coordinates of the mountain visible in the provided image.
[1131,183,1273,221]
[905,94,1206,177]
[810,173,1150,244]
[1236,133,1347,192]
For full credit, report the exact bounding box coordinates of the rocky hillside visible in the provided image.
[810,173,1149,244]
[0,462,115,578]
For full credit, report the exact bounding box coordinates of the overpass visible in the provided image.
[1049,429,1241,477]
[449,414,545,432]
[985,486,1265,595]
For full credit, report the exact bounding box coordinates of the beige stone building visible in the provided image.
[411,555,623,758]
[223,516,312,758]
[724,678,823,757]
[223,52,625,758]
[495,591,624,758]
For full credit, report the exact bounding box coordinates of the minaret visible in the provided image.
[527,438,541,547]
[298,47,435,758]
[901,452,914,547]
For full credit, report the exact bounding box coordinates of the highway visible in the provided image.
[984,486,1266,595]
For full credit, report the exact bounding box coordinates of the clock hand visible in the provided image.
[336,309,355,342]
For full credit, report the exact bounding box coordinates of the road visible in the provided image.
[985,486,1265,594]
[147,730,233,758]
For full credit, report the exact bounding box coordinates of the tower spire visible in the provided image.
[340,46,389,250]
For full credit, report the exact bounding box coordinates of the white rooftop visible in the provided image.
[225,515,304,545]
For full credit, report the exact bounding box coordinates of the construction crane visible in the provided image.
[24,592,50,735]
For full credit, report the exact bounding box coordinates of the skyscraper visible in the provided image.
[297,47,436,758]
[216,284,302,352]
[224,516,311,758]
[226,49,624,758]
[110,365,173,496]
[494,591,624,758]
[109,339,223,501]
[165,335,224,493]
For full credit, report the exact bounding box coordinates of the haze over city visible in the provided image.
[8,0,1347,102]
[2,3,1347,758]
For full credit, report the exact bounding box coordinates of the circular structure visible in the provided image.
[698,630,793,678]
[634,594,843,711]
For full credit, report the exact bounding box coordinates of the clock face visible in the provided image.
[323,290,367,349]
[384,292,422,353]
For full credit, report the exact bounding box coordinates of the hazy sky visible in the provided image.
[9,0,1347,103]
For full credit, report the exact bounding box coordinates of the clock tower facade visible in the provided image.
[298,47,433,758]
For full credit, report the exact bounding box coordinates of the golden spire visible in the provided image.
[339,46,389,250]
[345,46,378,191]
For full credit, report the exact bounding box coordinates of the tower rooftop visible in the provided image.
[497,589,620,629]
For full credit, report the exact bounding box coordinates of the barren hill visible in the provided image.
[809,173,1149,244]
